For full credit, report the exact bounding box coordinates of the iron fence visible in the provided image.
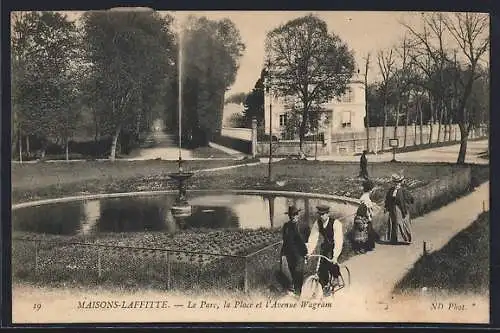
[12,237,282,293]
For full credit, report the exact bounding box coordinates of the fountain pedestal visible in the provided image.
[168,158,194,218]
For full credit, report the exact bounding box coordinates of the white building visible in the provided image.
[263,72,366,139]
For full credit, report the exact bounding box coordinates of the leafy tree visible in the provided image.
[265,14,355,149]
[181,16,245,146]
[11,11,80,159]
[81,10,176,160]
[242,69,266,128]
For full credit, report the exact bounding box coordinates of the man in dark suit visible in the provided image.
[360,150,369,179]
[281,205,308,296]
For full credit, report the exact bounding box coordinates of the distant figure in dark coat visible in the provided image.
[281,205,308,295]
[360,150,369,179]
[384,174,415,244]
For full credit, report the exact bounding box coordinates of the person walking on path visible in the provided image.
[306,204,344,297]
[352,180,377,253]
[280,205,308,296]
[359,150,369,179]
[384,174,415,244]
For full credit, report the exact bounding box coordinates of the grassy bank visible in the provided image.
[11,158,258,203]
[393,211,489,295]
[13,159,470,204]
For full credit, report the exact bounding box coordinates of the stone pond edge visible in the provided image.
[12,189,361,211]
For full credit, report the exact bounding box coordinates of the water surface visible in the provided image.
[12,192,357,236]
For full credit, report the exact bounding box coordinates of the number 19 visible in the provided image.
[33,303,41,311]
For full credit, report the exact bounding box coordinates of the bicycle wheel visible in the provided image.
[333,264,351,293]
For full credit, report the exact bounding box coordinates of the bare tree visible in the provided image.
[443,13,489,164]
[403,12,489,163]
[363,53,371,151]
[376,49,395,151]
[403,13,450,145]
[392,35,414,147]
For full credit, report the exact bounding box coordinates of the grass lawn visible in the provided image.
[12,159,468,205]
[190,146,235,158]
[394,211,489,295]
[11,158,258,203]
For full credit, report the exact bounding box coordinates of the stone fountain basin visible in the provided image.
[12,190,359,264]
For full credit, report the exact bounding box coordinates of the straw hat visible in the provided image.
[391,174,405,183]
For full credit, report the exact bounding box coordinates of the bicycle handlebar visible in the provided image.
[307,254,334,262]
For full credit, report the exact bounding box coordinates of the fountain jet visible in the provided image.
[168,20,193,218]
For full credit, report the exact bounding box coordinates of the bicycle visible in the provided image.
[300,254,351,300]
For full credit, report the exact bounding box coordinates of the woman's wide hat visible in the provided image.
[285,205,301,216]
[391,173,405,183]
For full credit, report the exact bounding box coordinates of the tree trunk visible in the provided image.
[299,108,308,151]
[457,123,468,164]
[366,115,370,152]
[394,100,401,142]
[419,103,424,146]
[92,106,99,143]
[19,130,23,163]
[26,135,30,156]
[381,103,387,151]
[437,100,444,143]
[109,125,121,162]
[428,100,434,145]
[404,101,410,147]
[448,114,453,142]
[40,140,47,160]
[414,121,417,146]
[65,138,69,161]
[403,111,408,147]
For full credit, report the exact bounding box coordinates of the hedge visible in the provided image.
[213,135,252,154]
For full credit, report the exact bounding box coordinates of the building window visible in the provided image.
[341,111,352,128]
[341,89,354,103]
[279,113,288,127]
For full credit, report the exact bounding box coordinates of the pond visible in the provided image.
[12,192,358,236]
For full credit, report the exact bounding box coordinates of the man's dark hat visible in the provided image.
[362,179,374,191]
[285,205,301,216]
[316,204,330,214]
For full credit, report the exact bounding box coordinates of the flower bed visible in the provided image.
[12,228,282,291]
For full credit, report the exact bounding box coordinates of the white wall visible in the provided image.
[221,127,252,141]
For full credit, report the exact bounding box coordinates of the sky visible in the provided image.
[171,11,420,95]
[26,10,490,96]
